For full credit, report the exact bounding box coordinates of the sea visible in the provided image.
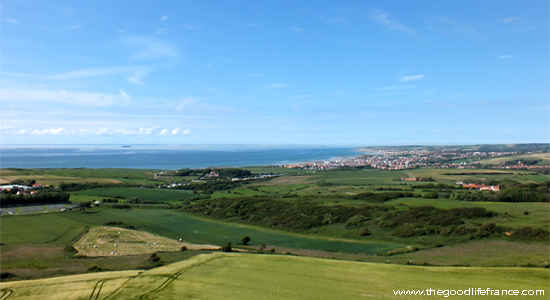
[0,145,360,169]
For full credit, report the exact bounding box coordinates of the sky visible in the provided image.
[0,0,548,146]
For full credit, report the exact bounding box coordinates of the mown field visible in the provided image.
[1,253,548,300]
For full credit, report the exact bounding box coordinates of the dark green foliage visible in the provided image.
[87,265,104,272]
[510,227,550,241]
[149,252,161,263]
[216,168,252,178]
[451,183,550,202]
[9,178,36,186]
[359,227,371,236]
[184,197,389,231]
[0,191,70,207]
[241,236,251,245]
[59,182,123,191]
[187,180,241,194]
[111,204,132,209]
[0,272,16,280]
[345,215,369,228]
[222,242,232,252]
[381,206,496,228]
[352,191,415,202]
[422,192,439,199]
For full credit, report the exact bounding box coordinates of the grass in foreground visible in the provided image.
[1,253,548,300]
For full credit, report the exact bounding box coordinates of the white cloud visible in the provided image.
[171,128,180,135]
[267,83,288,89]
[498,55,513,59]
[369,9,414,34]
[0,88,131,107]
[400,74,424,82]
[160,16,168,22]
[123,36,179,60]
[5,18,18,24]
[183,129,191,135]
[30,128,65,135]
[159,128,169,136]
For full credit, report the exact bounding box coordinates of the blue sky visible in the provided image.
[0,0,548,145]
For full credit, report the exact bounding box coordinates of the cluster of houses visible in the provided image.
[0,183,44,195]
[456,182,500,192]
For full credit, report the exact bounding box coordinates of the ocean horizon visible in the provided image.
[0,145,360,169]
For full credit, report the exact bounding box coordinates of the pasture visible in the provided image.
[1,253,548,300]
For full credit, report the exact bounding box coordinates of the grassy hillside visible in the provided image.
[1,253,548,300]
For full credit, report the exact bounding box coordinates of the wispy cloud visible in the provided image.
[290,26,304,33]
[433,16,482,39]
[267,83,288,89]
[0,88,131,107]
[376,84,415,92]
[2,66,150,85]
[5,18,18,24]
[67,24,81,31]
[123,36,179,60]
[498,55,513,59]
[369,9,414,34]
[400,74,424,82]
[127,70,149,85]
[501,16,520,24]
[48,66,140,80]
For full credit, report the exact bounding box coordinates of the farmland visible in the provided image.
[1,253,548,300]
[1,165,549,297]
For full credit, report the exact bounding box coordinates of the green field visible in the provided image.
[1,253,547,300]
[1,166,549,289]
[478,153,550,165]
[71,187,196,203]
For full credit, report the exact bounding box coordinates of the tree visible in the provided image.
[222,242,232,252]
[149,252,161,263]
[241,236,251,245]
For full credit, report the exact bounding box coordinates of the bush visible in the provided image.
[222,242,232,252]
[241,236,251,245]
[87,265,104,272]
[0,191,70,207]
[180,246,188,252]
[510,227,550,241]
[359,227,371,236]
[149,253,161,263]
[0,272,16,280]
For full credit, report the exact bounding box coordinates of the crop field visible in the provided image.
[74,226,220,257]
[0,168,163,186]
[1,253,548,300]
[478,153,550,165]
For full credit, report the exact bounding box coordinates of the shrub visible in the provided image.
[241,236,251,245]
[359,227,371,236]
[180,246,188,252]
[87,265,104,272]
[149,252,161,263]
[0,272,16,280]
[222,242,232,252]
